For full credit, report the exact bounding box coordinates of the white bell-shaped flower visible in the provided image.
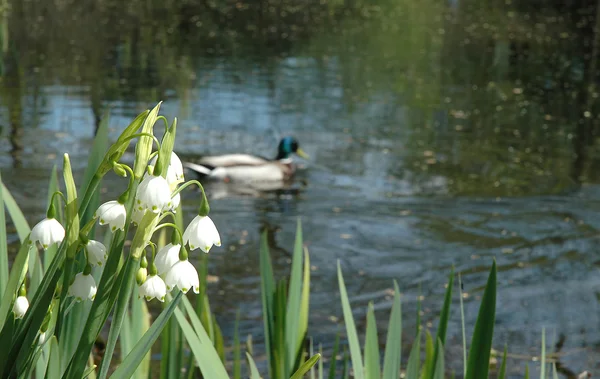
[68,272,97,302]
[96,200,127,232]
[150,152,185,190]
[131,207,146,225]
[164,260,200,294]
[38,332,47,345]
[136,174,172,213]
[183,215,221,253]
[138,274,167,302]
[12,296,29,319]
[30,217,65,249]
[86,240,107,266]
[154,243,181,275]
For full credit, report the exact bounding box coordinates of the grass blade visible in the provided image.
[111,292,182,378]
[382,281,402,379]
[424,330,435,377]
[465,260,497,379]
[0,172,8,300]
[405,331,421,379]
[498,345,508,379]
[233,310,241,379]
[259,231,275,378]
[433,339,445,379]
[290,354,321,379]
[524,364,529,379]
[337,261,364,379]
[286,219,305,370]
[458,274,467,378]
[431,268,453,379]
[540,327,546,379]
[364,302,380,379]
[328,333,340,379]
[552,363,558,379]
[1,181,30,241]
[246,352,262,379]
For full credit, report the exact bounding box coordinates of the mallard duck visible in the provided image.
[183,136,308,182]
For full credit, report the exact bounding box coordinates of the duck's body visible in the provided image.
[183,137,307,183]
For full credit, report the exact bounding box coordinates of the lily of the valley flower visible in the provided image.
[164,259,200,294]
[68,269,97,302]
[154,243,181,275]
[138,274,167,302]
[136,174,172,213]
[150,152,185,190]
[96,200,127,231]
[12,296,29,319]
[30,217,65,250]
[86,240,107,266]
[183,215,221,253]
[165,192,181,212]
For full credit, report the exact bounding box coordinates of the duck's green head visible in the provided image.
[276,137,308,160]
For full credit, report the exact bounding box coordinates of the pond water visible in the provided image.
[1,0,600,376]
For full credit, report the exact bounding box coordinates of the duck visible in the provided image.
[183,136,308,183]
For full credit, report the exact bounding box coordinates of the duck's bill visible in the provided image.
[295,148,309,159]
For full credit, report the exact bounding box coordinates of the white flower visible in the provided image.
[12,296,29,319]
[38,332,47,345]
[131,207,146,225]
[170,192,181,211]
[68,272,97,302]
[96,201,127,232]
[86,240,107,266]
[136,175,172,213]
[155,243,181,275]
[164,260,199,294]
[138,275,167,302]
[183,215,221,253]
[150,152,185,190]
[30,217,65,249]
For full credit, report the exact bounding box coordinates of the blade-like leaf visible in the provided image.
[458,274,467,378]
[424,330,435,378]
[364,302,380,379]
[524,364,530,379]
[233,310,241,379]
[110,292,182,378]
[44,336,61,379]
[0,172,8,300]
[290,354,321,379]
[0,242,30,331]
[433,339,445,379]
[465,260,497,379]
[1,181,30,240]
[174,304,229,379]
[405,331,421,379]
[286,219,305,369]
[259,231,275,378]
[540,327,546,379]
[498,346,507,379]
[552,363,558,379]
[247,352,262,379]
[328,333,340,379]
[382,281,402,379]
[431,268,453,379]
[337,261,364,379]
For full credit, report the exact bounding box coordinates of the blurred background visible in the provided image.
[1,0,600,375]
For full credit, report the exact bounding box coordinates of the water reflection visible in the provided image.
[2,0,600,373]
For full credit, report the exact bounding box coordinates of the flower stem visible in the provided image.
[170,179,210,216]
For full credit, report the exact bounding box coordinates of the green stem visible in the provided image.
[170,179,210,216]
[152,222,183,242]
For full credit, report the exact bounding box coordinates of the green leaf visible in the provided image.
[110,292,182,379]
[431,268,453,379]
[405,331,421,379]
[45,336,61,379]
[0,242,30,331]
[382,281,402,379]
[337,261,364,379]
[155,118,176,179]
[0,313,15,373]
[1,181,30,241]
[259,231,275,378]
[364,302,380,379]
[458,274,467,379]
[299,248,311,353]
[524,364,529,379]
[328,333,340,379]
[44,166,61,269]
[246,352,262,379]
[552,363,558,379]
[233,310,242,379]
[498,346,507,379]
[290,354,321,379]
[173,303,229,379]
[318,344,323,379]
[423,330,434,379]
[540,327,545,379]
[433,339,445,379]
[83,365,98,379]
[0,172,8,300]
[465,260,497,379]
[286,219,305,370]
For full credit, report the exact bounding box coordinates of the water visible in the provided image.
[2,0,600,375]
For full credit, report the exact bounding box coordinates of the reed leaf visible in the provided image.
[337,261,364,379]
[290,354,321,379]
[364,302,380,379]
